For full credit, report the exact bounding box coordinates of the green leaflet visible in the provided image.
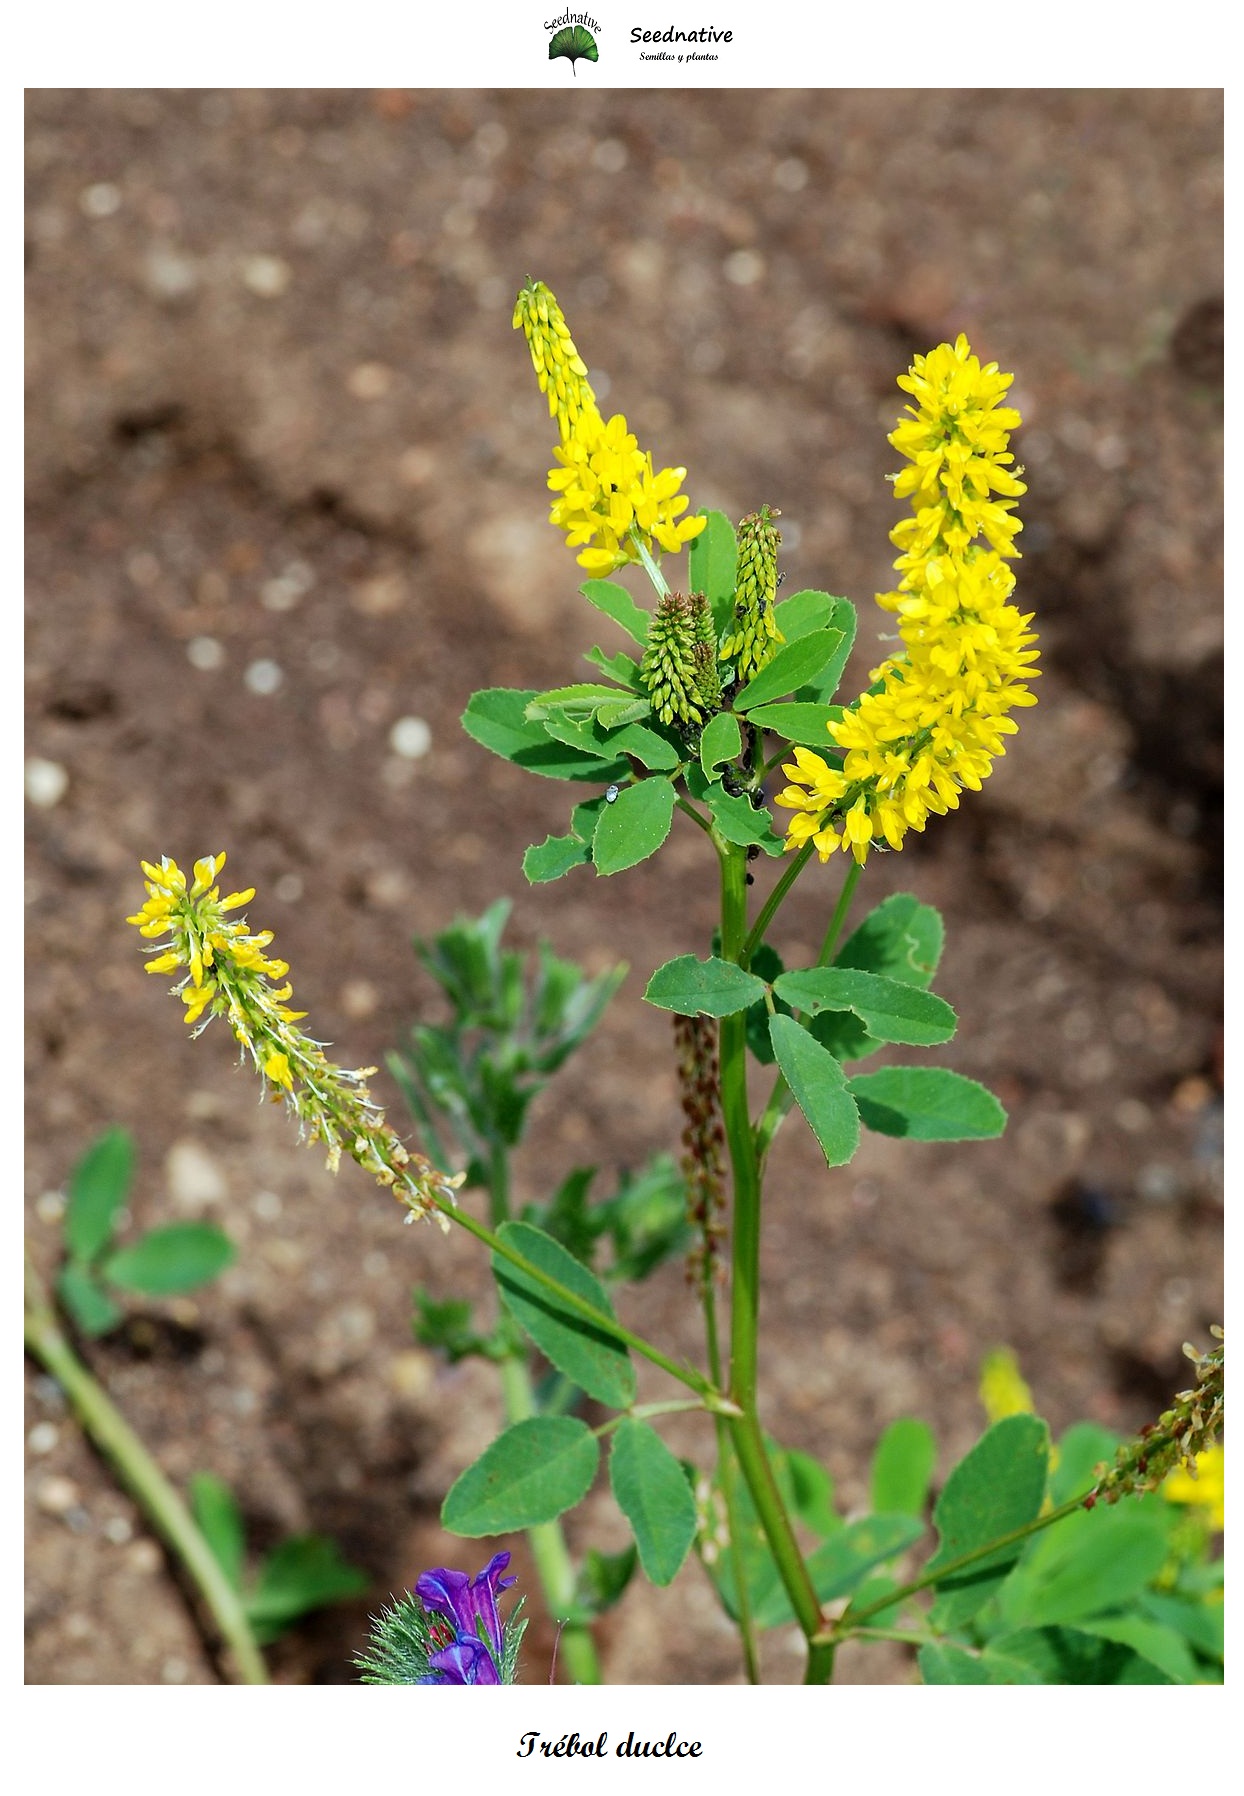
[101,1224,236,1296]
[592,778,676,875]
[848,1066,1006,1141]
[643,954,768,1018]
[773,968,956,1047]
[609,1419,698,1587]
[492,1221,636,1409]
[769,1014,860,1166]
[925,1414,1050,1631]
[442,1416,601,1535]
[462,688,629,782]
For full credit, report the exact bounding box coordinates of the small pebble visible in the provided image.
[244,659,284,696]
[723,249,765,286]
[27,1422,59,1455]
[166,1139,227,1211]
[37,1475,81,1517]
[241,254,291,298]
[80,182,122,218]
[389,716,431,759]
[25,758,69,808]
[187,636,225,671]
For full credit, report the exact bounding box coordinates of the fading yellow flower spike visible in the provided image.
[127,854,462,1224]
[775,334,1039,866]
[979,1346,1035,1423]
[514,279,706,576]
[1162,1445,1224,1533]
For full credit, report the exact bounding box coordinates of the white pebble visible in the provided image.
[25,758,68,808]
[244,659,284,695]
[724,249,765,286]
[773,157,809,192]
[165,1139,227,1211]
[389,715,431,759]
[187,636,225,670]
[28,1423,60,1455]
[240,254,291,298]
[80,182,122,218]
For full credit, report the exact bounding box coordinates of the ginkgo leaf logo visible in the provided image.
[549,24,599,73]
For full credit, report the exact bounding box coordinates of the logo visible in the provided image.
[545,12,601,73]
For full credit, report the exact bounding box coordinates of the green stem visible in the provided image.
[23,1254,268,1685]
[435,1198,729,1405]
[630,532,672,599]
[755,859,863,1166]
[823,1493,1090,1641]
[742,840,815,962]
[675,794,713,837]
[716,835,833,1683]
[485,1145,600,1684]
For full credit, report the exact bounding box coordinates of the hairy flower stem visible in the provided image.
[487,1147,602,1686]
[23,1253,268,1685]
[716,834,834,1684]
[754,860,863,1169]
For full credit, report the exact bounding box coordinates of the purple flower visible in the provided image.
[415,1552,518,1685]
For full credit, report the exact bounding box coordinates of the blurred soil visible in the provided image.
[24,89,1222,1686]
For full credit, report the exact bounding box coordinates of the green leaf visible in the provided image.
[56,1261,122,1337]
[753,1514,924,1628]
[583,646,645,692]
[580,578,650,646]
[575,1544,638,1617]
[1138,1591,1224,1665]
[769,1015,860,1167]
[523,832,592,884]
[996,1502,1173,1630]
[784,1449,841,1538]
[592,778,676,876]
[926,1414,1050,1631]
[412,1288,507,1364]
[609,1419,698,1587]
[527,683,634,720]
[837,892,944,986]
[65,1127,134,1264]
[493,1221,636,1408]
[699,710,742,779]
[779,592,857,702]
[643,954,768,1018]
[869,1418,937,1517]
[745,701,843,748]
[101,1224,236,1296]
[188,1473,246,1590]
[918,1641,994,1684]
[595,719,680,770]
[462,688,628,782]
[595,696,652,730]
[246,1535,369,1642]
[849,1067,1006,1141]
[442,1416,600,1535]
[549,22,599,69]
[688,509,738,637]
[774,968,956,1047]
[984,1625,1173,1685]
[1074,1616,1202,1685]
[735,630,846,711]
[703,785,785,855]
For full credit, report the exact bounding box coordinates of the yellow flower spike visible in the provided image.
[128,854,462,1225]
[517,280,706,576]
[1162,1446,1224,1533]
[979,1346,1035,1423]
[780,334,1038,864]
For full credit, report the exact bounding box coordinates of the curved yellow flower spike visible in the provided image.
[514,279,706,576]
[775,334,1039,865]
[128,854,462,1224]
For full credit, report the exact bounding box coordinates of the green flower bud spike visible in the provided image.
[642,592,720,728]
[720,504,784,683]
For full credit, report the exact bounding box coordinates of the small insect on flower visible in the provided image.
[605,785,621,803]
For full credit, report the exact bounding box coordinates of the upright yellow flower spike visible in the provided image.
[514,279,706,576]
[775,335,1039,865]
[127,855,463,1224]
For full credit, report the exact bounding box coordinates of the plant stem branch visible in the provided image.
[23,1253,268,1685]
[716,835,833,1683]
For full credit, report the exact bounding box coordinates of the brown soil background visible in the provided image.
[25,89,1222,1686]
